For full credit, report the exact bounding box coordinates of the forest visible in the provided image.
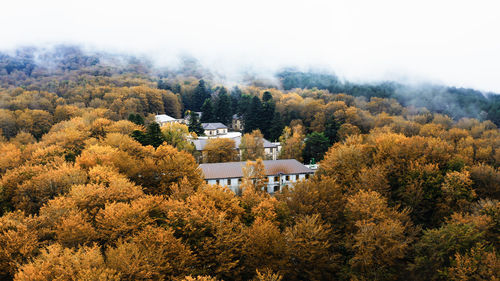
[0,46,499,280]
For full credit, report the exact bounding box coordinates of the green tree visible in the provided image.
[201,98,215,123]
[128,113,144,125]
[145,122,166,148]
[215,90,232,125]
[188,111,204,136]
[192,79,210,111]
[244,96,263,133]
[260,92,276,139]
[303,132,330,164]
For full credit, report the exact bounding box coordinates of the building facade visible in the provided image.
[202,123,228,136]
[155,114,184,126]
[191,135,279,161]
[199,159,314,194]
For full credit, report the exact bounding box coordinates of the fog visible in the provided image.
[2,0,500,92]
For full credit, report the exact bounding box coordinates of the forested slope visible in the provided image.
[0,46,499,280]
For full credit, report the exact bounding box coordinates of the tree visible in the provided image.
[161,122,195,152]
[260,92,276,139]
[0,211,39,280]
[411,219,487,280]
[447,244,500,281]
[134,144,203,195]
[284,215,337,281]
[201,98,216,123]
[279,125,305,162]
[269,112,284,142]
[244,96,263,133]
[128,113,144,125]
[215,90,232,125]
[303,132,330,164]
[240,130,265,161]
[324,116,340,144]
[192,79,211,111]
[106,226,195,280]
[14,244,120,281]
[188,110,204,136]
[203,138,237,163]
[241,159,267,192]
[145,122,166,148]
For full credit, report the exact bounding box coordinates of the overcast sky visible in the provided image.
[1,0,500,91]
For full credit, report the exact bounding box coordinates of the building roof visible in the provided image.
[190,135,276,151]
[233,136,276,149]
[155,114,176,123]
[202,123,228,130]
[199,159,314,179]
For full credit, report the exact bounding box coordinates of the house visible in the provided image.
[202,123,228,136]
[191,135,278,161]
[199,159,314,194]
[155,114,184,126]
[231,114,243,131]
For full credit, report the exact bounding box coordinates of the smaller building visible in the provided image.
[155,114,184,126]
[231,114,244,131]
[199,159,314,194]
[202,123,228,136]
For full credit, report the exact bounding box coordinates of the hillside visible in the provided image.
[0,46,499,281]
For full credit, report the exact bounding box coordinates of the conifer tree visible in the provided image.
[145,122,166,148]
[188,111,204,136]
[215,90,232,125]
[192,79,210,111]
[201,98,215,123]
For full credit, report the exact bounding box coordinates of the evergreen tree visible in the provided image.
[145,122,166,148]
[128,113,144,125]
[238,94,252,117]
[131,130,147,145]
[188,110,204,136]
[215,90,232,125]
[201,98,215,123]
[324,116,340,144]
[260,92,275,139]
[244,96,263,133]
[262,91,273,102]
[303,132,330,164]
[269,112,284,141]
[192,79,210,111]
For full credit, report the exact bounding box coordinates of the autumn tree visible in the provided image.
[279,125,305,162]
[14,244,120,281]
[106,226,195,280]
[161,122,195,152]
[203,138,237,163]
[240,130,265,161]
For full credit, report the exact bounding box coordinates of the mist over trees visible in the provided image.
[0,45,499,280]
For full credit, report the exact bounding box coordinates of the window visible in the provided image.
[285,175,290,181]
[216,179,220,185]
[305,174,310,179]
[274,176,279,182]
[273,185,280,192]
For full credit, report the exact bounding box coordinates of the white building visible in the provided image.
[199,159,314,194]
[191,135,279,161]
[202,123,228,136]
[155,114,184,126]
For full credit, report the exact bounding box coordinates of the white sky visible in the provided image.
[1,0,500,91]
